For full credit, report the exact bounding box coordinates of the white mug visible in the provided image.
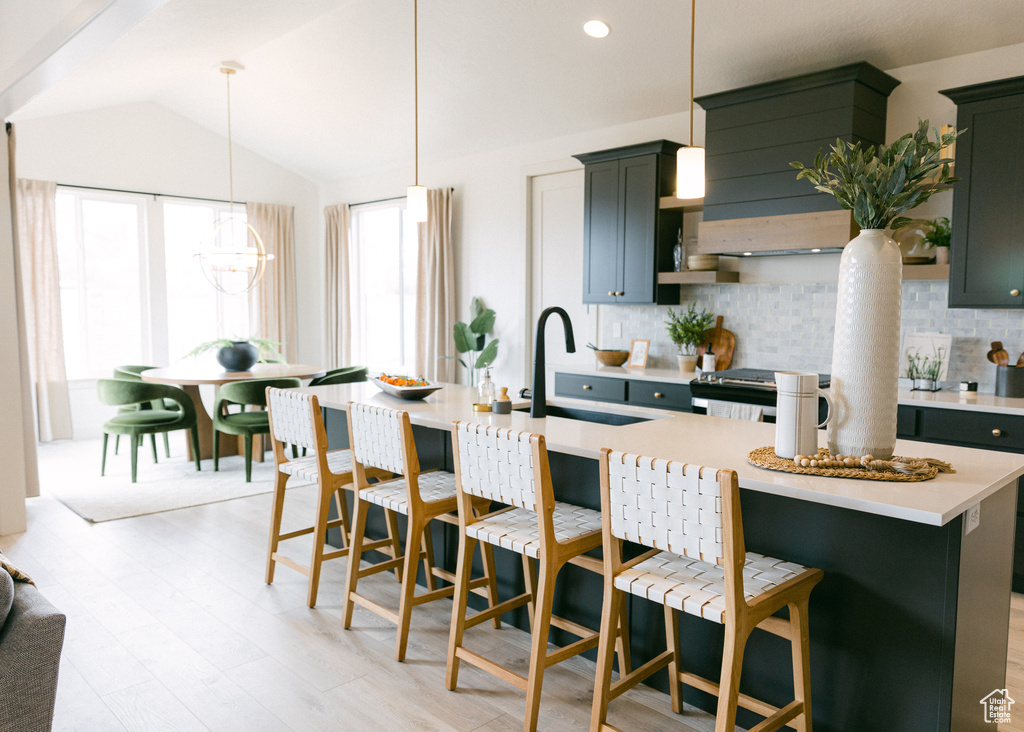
[774,371,833,460]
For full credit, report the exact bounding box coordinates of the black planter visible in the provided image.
[217,341,259,371]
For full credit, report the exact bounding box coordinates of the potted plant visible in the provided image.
[666,304,714,374]
[791,119,961,459]
[185,337,285,371]
[924,216,951,264]
[448,296,498,386]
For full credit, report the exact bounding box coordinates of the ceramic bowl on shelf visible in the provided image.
[370,377,443,400]
[594,350,629,367]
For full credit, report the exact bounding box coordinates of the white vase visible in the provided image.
[828,229,903,460]
[934,246,949,265]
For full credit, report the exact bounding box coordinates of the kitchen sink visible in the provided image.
[513,404,652,426]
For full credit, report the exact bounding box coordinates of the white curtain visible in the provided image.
[414,188,455,382]
[14,178,72,442]
[247,202,298,363]
[324,203,351,368]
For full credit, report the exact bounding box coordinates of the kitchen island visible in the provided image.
[302,381,1024,732]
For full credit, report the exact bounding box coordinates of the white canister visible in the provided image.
[701,352,716,373]
[774,371,833,460]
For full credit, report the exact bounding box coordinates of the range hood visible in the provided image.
[694,62,900,256]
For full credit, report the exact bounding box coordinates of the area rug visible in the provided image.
[36,438,310,523]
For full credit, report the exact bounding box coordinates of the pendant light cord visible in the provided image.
[225,70,235,213]
[689,0,695,148]
[414,0,419,186]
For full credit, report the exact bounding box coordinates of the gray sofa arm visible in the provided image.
[0,583,67,732]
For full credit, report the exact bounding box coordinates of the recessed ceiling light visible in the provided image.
[811,248,822,253]
[743,252,752,256]
[584,20,610,38]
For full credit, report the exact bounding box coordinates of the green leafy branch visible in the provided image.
[665,304,714,353]
[790,119,962,230]
[445,296,499,384]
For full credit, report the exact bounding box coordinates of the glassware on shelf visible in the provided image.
[673,227,685,272]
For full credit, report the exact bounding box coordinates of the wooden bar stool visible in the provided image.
[264,387,398,608]
[447,422,631,732]
[591,449,824,732]
[342,402,500,662]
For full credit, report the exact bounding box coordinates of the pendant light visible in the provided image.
[676,0,705,199]
[195,62,273,295]
[407,0,428,222]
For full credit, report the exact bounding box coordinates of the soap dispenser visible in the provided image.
[477,365,495,410]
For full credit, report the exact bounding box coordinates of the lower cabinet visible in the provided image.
[553,372,692,413]
[898,404,1024,591]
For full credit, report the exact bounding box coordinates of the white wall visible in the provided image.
[14,101,323,365]
[320,42,1024,393]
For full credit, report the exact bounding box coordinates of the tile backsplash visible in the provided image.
[598,280,1023,391]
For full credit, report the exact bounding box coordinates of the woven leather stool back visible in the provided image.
[348,402,406,474]
[605,451,725,566]
[453,422,537,511]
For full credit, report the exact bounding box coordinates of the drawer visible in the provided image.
[554,373,626,403]
[917,408,1024,452]
[627,380,692,411]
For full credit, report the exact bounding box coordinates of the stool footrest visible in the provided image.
[411,584,456,606]
[465,592,532,629]
[271,554,310,577]
[748,701,803,732]
[609,650,672,701]
[321,549,349,561]
[358,556,406,579]
[278,526,315,541]
[549,615,595,640]
[566,554,604,574]
[677,669,779,718]
[544,632,599,668]
[350,592,400,625]
[455,647,528,691]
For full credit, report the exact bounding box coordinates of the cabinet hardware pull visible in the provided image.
[993,429,1003,437]
[616,291,624,296]
[654,392,664,398]
[1012,289,1020,297]
[608,291,615,297]
[582,385,592,391]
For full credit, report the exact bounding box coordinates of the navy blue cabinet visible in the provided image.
[575,141,682,305]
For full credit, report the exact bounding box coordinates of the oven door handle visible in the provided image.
[692,397,778,417]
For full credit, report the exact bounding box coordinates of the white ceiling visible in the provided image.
[8,0,1024,184]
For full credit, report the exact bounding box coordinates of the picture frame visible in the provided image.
[901,332,953,382]
[628,339,650,369]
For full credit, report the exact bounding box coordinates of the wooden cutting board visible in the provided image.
[695,315,735,370]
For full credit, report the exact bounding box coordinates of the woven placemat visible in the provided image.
[747,446,952,482]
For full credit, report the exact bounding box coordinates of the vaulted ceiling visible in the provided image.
[8,0,1024,183]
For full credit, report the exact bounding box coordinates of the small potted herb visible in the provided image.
[666,304,714,373]
[924,216,951,264]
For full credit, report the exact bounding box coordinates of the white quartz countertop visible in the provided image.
[549,362,1024,416]
[302,382,1024,528]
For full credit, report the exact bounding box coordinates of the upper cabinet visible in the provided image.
[694,62,900,255]
[574,141,683,305]
[940,77,1024,309]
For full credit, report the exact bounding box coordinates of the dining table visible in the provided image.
[141,362,327,461]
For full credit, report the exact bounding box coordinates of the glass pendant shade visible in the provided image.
[676,146,706,199]
[407,184,428,222]
[196,215,274,296]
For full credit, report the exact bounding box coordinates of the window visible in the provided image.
[163,201,250,362]
[56,190,147,379]
[54,188,251,379]
[350,201,418,374]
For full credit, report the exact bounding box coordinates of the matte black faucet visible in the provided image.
[529,306,575,418]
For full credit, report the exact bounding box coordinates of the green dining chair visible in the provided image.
[308,366,368,386]
[213,377,302,482]
[97,379,200,483]
[112,365,180,460]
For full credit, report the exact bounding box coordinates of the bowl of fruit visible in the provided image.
[370,373,443,401]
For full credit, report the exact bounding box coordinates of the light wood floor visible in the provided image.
[2,485,726,732]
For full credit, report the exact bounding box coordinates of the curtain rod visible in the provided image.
[350,187,454,209]
[56,183,242,206]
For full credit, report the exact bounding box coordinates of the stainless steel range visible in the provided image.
[689,368,830,421]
